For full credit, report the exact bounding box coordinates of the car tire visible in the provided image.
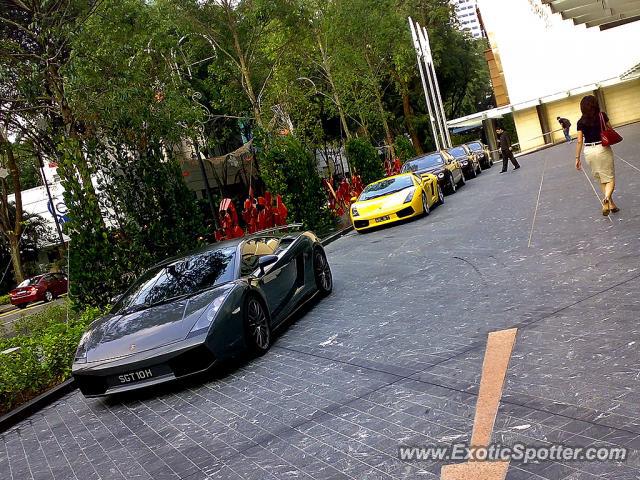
[244,296,271,355]
[17,304,27,309]
[447,174,457,194]
[421,192,430,216]
[476,162,482,174]
[44,291,53,302]
[467,167,476,179]
[437,185,445,205]
[313,247,333,296]
[458,171,466,187]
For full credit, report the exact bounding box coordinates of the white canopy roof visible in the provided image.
[542,0,640,29]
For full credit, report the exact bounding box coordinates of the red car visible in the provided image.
[9,273,68,309]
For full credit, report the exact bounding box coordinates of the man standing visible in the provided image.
[496,126,520,173]
[557,116,572,142]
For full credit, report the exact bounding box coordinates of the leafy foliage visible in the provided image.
[0,301,103,415]
[394,135,417,163]
[257,134,335,233]
[345,138,385,186]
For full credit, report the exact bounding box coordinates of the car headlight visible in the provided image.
[462,161,468,166]
[403,188,416,204]
[74,332,90,363]
[189,294,226,335]
[437,172,445,179]
[351,205,359,217]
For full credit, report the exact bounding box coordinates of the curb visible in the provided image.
[0,227,354,433]
[0,378,76,433]
[321,225,354,246]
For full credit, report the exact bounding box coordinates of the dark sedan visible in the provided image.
[72,230,332,397]
[9,273,68,308]
[466,141,494,169]
[447,145,481,179]
[401,150,465,195]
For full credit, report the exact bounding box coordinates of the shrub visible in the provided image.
[394,135,417,163]
[0,294,10,306]
[345,137,384,186]
[258,134,336,233]
[0,300,103,415]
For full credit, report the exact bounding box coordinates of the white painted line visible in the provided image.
[616,154,640,174]
[581,168,613,223]
[528,156,547,248]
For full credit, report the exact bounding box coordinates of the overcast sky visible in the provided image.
[477,0,640,105]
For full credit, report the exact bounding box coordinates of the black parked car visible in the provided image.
[401,150,465,194]
[446,145,481,179]
[72,230,333,397]
[466,141,493,169]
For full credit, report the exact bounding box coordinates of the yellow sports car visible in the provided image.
[350,173,443,232]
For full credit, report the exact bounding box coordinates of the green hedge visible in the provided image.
[0,301,103,415]
[0,294,10,306]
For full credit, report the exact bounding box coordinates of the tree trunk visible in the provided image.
[364,52,394,153]
[316,34,352,139]
[225,5,263,127]
[8,234,24,283]
[401,90,424,154]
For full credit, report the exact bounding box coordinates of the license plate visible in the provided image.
[118,369,154,384]
[375,215,390,223]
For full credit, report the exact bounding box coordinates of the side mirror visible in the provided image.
[258,255,278,275]
[350,196,357,203]
[110,293,123,304]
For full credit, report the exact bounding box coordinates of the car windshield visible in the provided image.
[17,277,41,287]
[115,247,237,313]
[359,176,414,201]
[401,154,444,173]
[448,147,467,158]
[468,142,482,151]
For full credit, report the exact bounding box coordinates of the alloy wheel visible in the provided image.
[438,185,445,205]
[44,291,53,302]
[247,298,270,351]
[422,192,430,216]
[449,175,456,194]
[314,249,333,294]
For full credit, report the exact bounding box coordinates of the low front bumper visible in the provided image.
[351,204,419,231]
[72,336,216,397]
[10,293,39,305]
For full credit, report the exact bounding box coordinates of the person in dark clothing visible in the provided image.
[557,116,572,142]
[496,127,520,172]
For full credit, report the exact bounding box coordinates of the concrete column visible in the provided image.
[483,118,500,162]
[595,88,608,115]
[536,104,552,145]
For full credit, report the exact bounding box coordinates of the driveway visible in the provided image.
[0,297,67,336]
[2,124,640,479]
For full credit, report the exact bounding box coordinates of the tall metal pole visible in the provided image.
[192,135,219,229]
[421,26,452,148]
[38,153,65,246]
[417,24,448,149]
[409,18,441,151]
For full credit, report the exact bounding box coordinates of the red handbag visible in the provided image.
[600,112,623,147]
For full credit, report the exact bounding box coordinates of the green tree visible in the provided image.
[345,138,384,186]
[257,134,334,232]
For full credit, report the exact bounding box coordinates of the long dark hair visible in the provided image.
[580,95,600,126]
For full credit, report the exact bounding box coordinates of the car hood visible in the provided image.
[354,188,414,216]
[410,166,445,176]
[82,285,232,363]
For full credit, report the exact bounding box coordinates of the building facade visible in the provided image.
[451,0,483,38]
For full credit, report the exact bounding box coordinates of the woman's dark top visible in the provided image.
[577,112,609,144]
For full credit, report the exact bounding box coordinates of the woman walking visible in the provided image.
[575,95,619,215]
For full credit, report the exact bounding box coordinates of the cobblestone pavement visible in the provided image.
[2,124,640,479]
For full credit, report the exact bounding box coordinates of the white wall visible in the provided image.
[478,0,640,104]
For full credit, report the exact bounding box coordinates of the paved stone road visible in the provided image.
[2,124,640,479]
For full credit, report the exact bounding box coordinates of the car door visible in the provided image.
[443,152,460,183]
[241,237,298,323]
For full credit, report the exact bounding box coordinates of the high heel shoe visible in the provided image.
[602,198,610,216]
